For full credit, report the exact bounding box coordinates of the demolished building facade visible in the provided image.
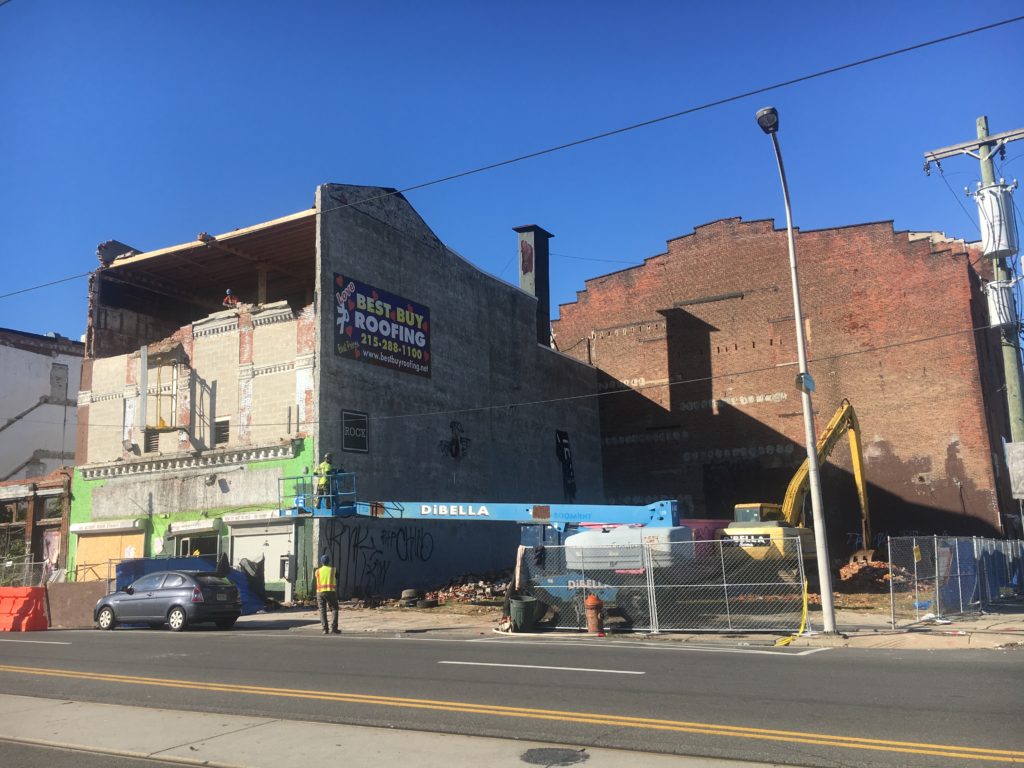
[69,186,603,598]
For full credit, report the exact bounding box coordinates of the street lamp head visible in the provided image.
[756,106,779,135]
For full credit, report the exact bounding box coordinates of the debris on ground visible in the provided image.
[835,560,913,593]
[309,570,514,612]
[423,570,513,604]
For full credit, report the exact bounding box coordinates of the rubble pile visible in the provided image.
[424,570,513,604]
[836,560,910,593]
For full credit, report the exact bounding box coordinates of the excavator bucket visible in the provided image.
[849,548,875,565]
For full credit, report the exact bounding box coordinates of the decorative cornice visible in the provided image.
[254,361,295,377]
[193,319,239,338]
[80,441,298,480]
[251,308,294,327]
[83,391,126,405]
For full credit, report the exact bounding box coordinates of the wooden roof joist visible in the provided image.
[100,208,317,308]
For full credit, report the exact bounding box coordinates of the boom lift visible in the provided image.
[357,499,679,530]
[719,399,873,565]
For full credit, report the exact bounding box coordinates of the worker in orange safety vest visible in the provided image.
[315,553,340,635]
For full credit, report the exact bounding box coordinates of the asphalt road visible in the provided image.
[0,740,190,768]
[0,627,1020,767]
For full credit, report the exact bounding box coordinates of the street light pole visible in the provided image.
[756,106,837,633]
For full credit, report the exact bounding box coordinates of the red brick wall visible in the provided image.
[554,219,1008,545]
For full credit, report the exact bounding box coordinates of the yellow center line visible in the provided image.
[0,664,1020,763]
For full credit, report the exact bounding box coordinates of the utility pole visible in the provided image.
[925,119,1024,441]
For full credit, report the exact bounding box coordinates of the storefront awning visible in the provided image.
[222,510,291,527]
[71,519,144,534]
[167,518,224,536]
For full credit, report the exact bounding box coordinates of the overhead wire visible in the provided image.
[0,271,93,301]
[3,14,1023,303]
[40,319,1001,432]
[311,14,1024,222]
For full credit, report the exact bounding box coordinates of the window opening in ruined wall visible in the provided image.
[214,418,230,447]
[39,496,62,520]
[0,500,28,561]
[147,357,178,431]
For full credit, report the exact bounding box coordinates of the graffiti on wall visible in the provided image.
[333,274,431,377]
[555,430,576,502]
[440,421,470,460]
[321,522,436,598]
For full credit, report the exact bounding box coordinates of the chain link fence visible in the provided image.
[521,537,807,633]
[0,558,51,587]
[888,536,1024,628]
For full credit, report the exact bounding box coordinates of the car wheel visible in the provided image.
[215,617,237,630]
[96,606,116,631]
[167,606,188,632]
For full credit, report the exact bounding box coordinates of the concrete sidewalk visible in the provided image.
[0,693,779,768]
[237,598,1024,650]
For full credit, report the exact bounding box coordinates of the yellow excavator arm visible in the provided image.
[781,399,871,548]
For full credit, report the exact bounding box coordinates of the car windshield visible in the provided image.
[195,575,233,587]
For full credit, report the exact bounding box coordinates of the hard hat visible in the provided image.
[320,554,330,565]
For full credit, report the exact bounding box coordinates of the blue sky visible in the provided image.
[2,2,1022,339]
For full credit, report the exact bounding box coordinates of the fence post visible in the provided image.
[643,540,658,635]
[1019,540,1024,594]
[933,535,941,618]
[973,537,983,610]
[718,540,733,632]
[912,536,921,623]
[888,537,897,630]
[954,537,964,615]
[796,539,812,634]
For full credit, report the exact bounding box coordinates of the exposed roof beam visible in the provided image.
[198,236,296,281]
[107,208,316,268]
[99,271,221,311]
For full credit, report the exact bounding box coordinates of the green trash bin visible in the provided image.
[509,595,539,632]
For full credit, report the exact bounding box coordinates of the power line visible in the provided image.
[313,15,1024,220]
[4,15,1021,304]
[551,251,639,265]
[0,272,92,301]
[932,160,986,269]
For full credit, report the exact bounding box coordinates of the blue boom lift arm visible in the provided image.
[353,500,679,530]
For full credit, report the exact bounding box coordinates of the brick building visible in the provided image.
[553,217,1012,552]
[0,328,82,481]
[0,469,71,573]
[69,185,603,597]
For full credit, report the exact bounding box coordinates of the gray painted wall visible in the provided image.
[317,517,521,599]
[314,183,603,504]
[90,465,284,519]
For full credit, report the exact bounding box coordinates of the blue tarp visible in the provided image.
[114,557,265,615]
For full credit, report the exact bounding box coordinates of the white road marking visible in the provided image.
[211,631,831,656]
[0,639,71,645]
[439,660,644,675]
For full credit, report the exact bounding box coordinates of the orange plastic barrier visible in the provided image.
[0,587,49,632]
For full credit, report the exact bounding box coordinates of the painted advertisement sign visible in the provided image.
[342,409,369,453]
[334,274,431,377]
